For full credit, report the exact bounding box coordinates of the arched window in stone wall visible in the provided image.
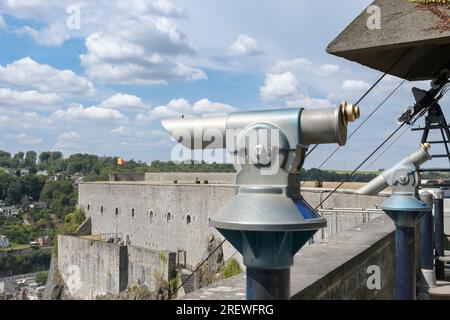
[100,206,104,214]
[115,207,119,216]
[167,212,172,222]
[186,215,192,225]
[149,210,154,223]
[131,208,135,218]
[87,204,90,211]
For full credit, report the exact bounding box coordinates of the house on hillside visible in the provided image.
[37,236,51,247]
[0,235,9,248]
[29,202,47,210]
[36,170,48,177]
[0,206,19,217]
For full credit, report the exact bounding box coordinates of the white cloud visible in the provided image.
[260,72,298,101]
[315,64,340,77]
[286,95,334,109]
[16,24,71,46]
[272,58,314,74]
[0,88,63,110]
[19,111,55,129]
[99,93,149,111]
[341,80,371,91]
[58,131,81,141]
[137,97,237,122]
[166,98,191,111]
[272,58,340,77]
[0,115,9,126]
[52,105,128,121]
[111,126,131,136]
[1,1,206,85]
[148,105,184,119]
[192,99,237,114]
[148,0,186,17]
[229,34,261,56]
[260,58,339,107]
[80,28,206,85]
[6,133,43,145]
[0,15,5,29]
[0,57,95,97]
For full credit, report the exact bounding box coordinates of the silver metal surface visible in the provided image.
[161,115,227,149]
[210,191,326,232]
[356,144,431,195]
[162,104,357,153]
[300,107,347,146]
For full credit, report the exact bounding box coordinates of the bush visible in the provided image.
[220,258,243,279]
[35,270,48,285]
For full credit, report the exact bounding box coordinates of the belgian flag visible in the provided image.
[117,157,126,166]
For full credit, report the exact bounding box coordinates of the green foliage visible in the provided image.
[0,173,46,205]
[0,216,56,245]
[40,180,77,219]
[169,272,181,299]
[0,249,51,277]
[6,181,22,204]
[58,209,85,235]
[301,168,380,183]
[35,270,48,285]
[148,160,235,173]
[220,258,243,279]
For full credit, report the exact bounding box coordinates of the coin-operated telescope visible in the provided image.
[162,102,360,300]
[356,144,432,300]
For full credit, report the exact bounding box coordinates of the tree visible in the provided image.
[6,181,22,204]
[13,152,24,161]
[50,151,63,161]
[0,150,11,158]
[35,271,48,285]
[22,175,45,201]
[38,151,51,163]
[25,151,37,168]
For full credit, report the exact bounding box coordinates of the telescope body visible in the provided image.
[161,103,360,151]
[356,144,431,196]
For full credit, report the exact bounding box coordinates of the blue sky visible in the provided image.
[0,0,448,170]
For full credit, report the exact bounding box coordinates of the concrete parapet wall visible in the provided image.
[57,235,175,300]
[109,172,145,182]
[180,216,398,300]
[144,172,236,184]
[127,245,176,291]
[58,234,125,299]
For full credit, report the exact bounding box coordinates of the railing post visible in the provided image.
[419,191,436,293]
[434,190,445,281]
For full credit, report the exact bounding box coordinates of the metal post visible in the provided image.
[395,225,417,300]
[246,268,290,300]
[419,191,436,288]
[434,190,445,280]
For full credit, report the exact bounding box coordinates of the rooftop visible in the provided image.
[327,0,450,80]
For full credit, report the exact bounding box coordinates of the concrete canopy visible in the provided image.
[327,0,450,81]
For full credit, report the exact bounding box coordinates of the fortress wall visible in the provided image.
[127,245,176,292]
[78,183,237,267]
[78,181,389,269]
[144,172,236,184]
[57,234,125,299]
[57,235,175,299]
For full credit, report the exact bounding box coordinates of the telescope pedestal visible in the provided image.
[246,268,290,300]
[383,194,430,300]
